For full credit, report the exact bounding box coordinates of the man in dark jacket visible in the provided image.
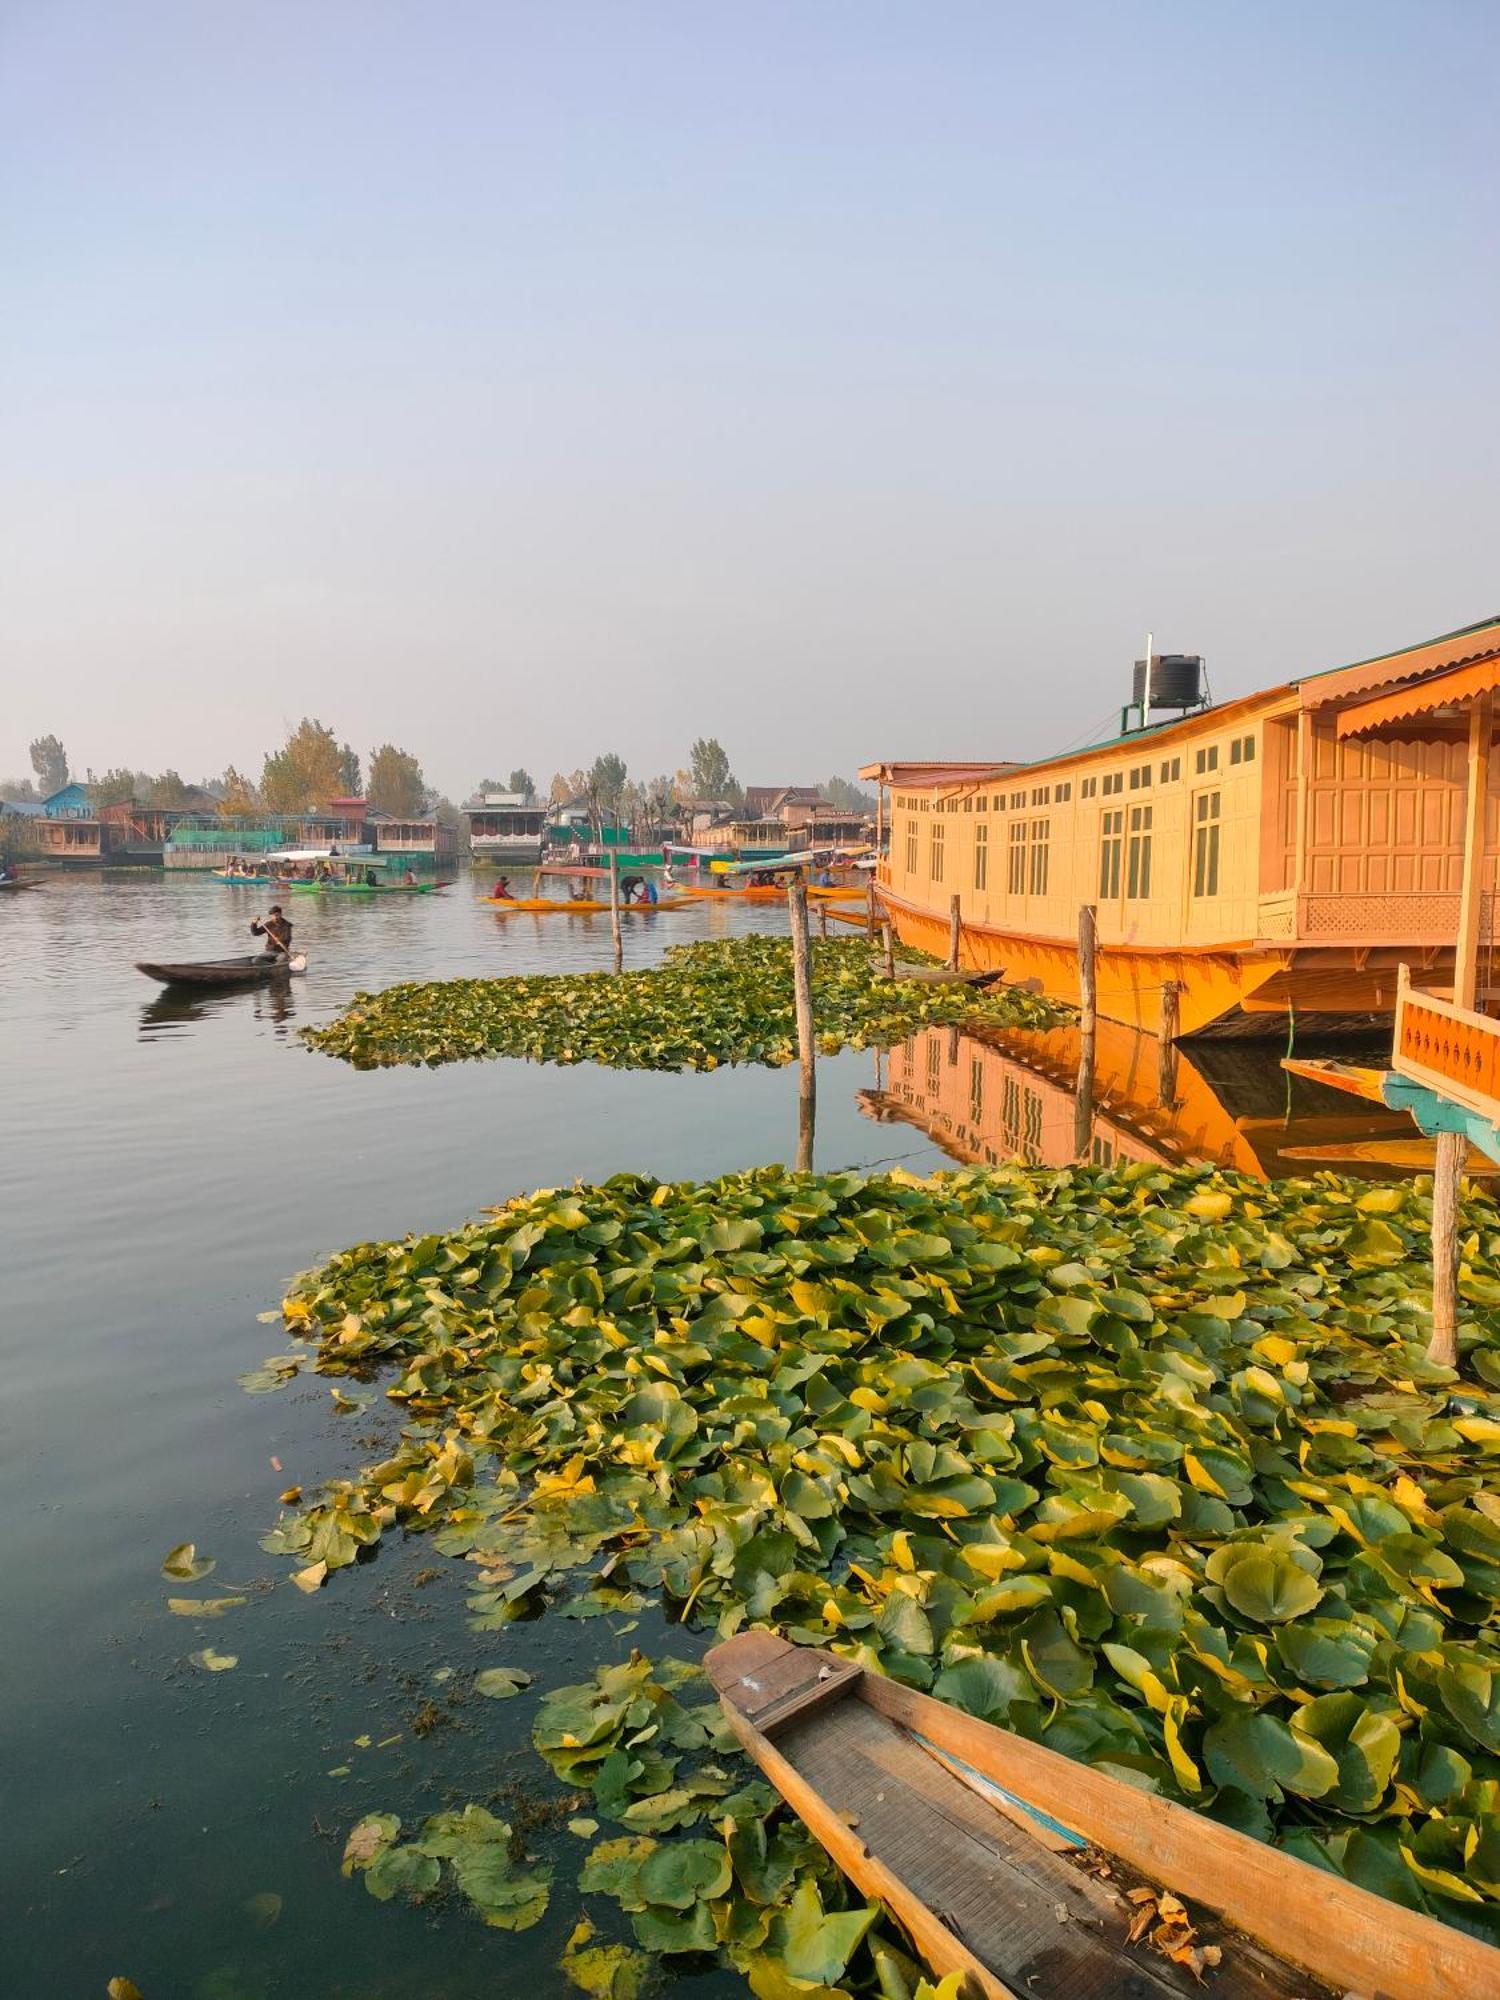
[251,906,293,957]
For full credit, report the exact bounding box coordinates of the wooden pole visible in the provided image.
[608,849,623,973]
[1074,904,1098,1160]
[817,896,828,938]
[866,876,877,939]
[881,920,895,979]
[788,880,817,1171]
[1454,694,1492,1009]
[948,893,961,970]
[1160,976,1184,1104]
[1430,1128,1462,1370]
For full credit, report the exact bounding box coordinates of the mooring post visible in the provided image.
[948,893,961,970]
[866,876,877,940]
[1430,1128,1462,1369]
[881,920,895,980]
[608,850,623,974]
[817,897,828,939]
[788,878,817,1169]
[1074,904,1098,1160]
[1158,977,1182,1106]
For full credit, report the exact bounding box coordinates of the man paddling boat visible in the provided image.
[251,905,294,958]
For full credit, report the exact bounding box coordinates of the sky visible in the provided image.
[2,1,1497,801]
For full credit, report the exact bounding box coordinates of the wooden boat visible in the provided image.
[136,953,307,987]
[483,895,689,913]
[706,1632,1500,2000]
[0,876,38,891]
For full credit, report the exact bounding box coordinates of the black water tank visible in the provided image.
[1132,654,1205,710]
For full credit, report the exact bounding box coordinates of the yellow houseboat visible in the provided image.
[864,615,1500,1036]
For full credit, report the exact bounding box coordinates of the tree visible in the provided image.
[337,744,362,796]
[89,768,145,808]
[643,773,676,832]
[820,775,875,814]
[688,737,738,804]
[546,773,570,806]
[508,768,535,802]
[217,766,260,819]
[148,769,194,808]
[0,777,38,802]
[29,735,69,793]
[367,744,427,818]
[588,753,628,832]
[260,718,345,814]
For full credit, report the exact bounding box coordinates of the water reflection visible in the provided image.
[138,977,299,1036]
[861,1017,1451,1181]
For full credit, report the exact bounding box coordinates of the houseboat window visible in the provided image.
[1030,786,1050,806]
[1126,804,1153,899]
[926,1035,942,1092]
[904,824,918,873]
[1098,809,1124,899]
[974,822,989,890]
[1028,818,1050,896]
[1229,732,1256,764]
[1103,771,1124,796]
[969,1057,984,1125]
[1192,791,1221,897]
[1081,776,1097,799]
[1129,765,1151,790]
[1001,1076,1021,1151]
[1007,821,1027,895]
[929,820,945,882]
[1009,789,1025,810]
[1244,735,1255,760]
[1195,745,1219,775]
[1091,1134,1116,1166]
[963,795,972,812]
[1055,782,1071,802]
[1159,757,1181,782]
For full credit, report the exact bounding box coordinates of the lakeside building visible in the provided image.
[863,615,1500,1037]
[463,791,547,861]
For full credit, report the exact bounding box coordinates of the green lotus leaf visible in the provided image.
[635,1838,731,1910]
[932,1655,1029,1722]
[1220,1550,1323,1624]
[772,1877,882,1986]
[474,1666,532,1698]
[364,1843,440,1902]
[631,1898,718,1954]
[560,1924,651,2000]
[1202,1712,1339,1801]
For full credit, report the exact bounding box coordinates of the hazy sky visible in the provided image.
[3,2,1496,800]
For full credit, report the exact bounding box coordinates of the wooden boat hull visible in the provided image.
[136,954,307,987]
[707,1632,1500,2000]
[288,880,440,894]
[484,896,688,912]
[878,886,1416,1038]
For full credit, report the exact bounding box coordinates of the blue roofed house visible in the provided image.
[42,782,93,818]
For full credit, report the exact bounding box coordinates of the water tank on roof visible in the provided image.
[1132,653,1206,712]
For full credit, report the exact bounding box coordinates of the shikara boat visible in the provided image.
[483,895,689,913]
[0,877,38,891]
[706,1632,1500,2000]
[136,953,307,987]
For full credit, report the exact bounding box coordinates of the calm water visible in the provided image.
[0,870,1376,1998]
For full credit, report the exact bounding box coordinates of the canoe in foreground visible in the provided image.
[136,953,308,987]
[706,1632,1500,2000]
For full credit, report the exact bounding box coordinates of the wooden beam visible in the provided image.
[1453,693,1492,1010]
[1292,710,1310,909]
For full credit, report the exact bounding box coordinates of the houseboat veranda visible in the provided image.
[864,615,1500,1037]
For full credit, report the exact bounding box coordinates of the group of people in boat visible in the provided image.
[490,874,659,904]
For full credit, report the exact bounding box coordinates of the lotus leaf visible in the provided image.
[302,935,1064,1073]
[278,1159,1500,1963]
[636,1838,732,1909]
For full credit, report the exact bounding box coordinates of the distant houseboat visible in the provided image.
[462,792,547,861]
[864,615,1500,1036]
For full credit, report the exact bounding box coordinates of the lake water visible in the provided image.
[0,869,1385,1998]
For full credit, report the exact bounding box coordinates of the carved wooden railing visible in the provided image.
[1393,965,1500,1125]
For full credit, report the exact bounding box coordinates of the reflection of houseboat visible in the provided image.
[863,615,1500,1036]
[861,1017,1494,1181]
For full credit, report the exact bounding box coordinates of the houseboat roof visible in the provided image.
[863,614,1500,793]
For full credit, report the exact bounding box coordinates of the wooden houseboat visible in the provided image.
[863,615,1500,1036]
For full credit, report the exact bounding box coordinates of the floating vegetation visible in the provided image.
[265,1159,1500,1973]
[299,934,1062,1071]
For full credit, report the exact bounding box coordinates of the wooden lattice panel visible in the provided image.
[1394,978,1500,1127]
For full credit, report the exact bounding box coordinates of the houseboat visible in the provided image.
[863,614,1500,1036]
[462,792,547,862]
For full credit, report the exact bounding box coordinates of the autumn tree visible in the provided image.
[367,744,427,817]
[148,769,195,808]
[260,718,345,813]
[29,735,69,793]
[217,767,260,819]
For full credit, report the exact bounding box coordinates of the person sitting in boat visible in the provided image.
[0,858,14,883]
[404,868,417,885]
[815,866,834,887]
[251,906,294,957]
[364,866,379,886]
[638,876,659,905]
[568,881,591,903]
[492,876,514,900]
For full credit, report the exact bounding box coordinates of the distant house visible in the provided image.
[742,785,823,821]
[463,791,547,861]
[1,798,44,820]
[41,782,92,819]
